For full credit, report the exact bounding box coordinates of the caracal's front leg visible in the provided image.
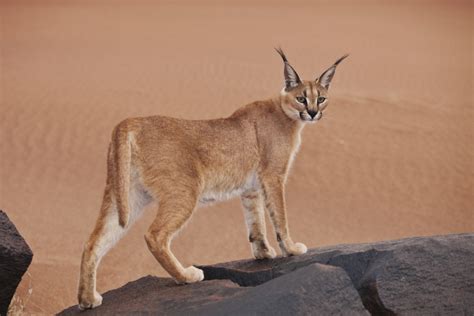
[241,190,276,259]
[261,175,307,257]
[144,186,204,284]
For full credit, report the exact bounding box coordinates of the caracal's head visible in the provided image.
[276,48,348,123]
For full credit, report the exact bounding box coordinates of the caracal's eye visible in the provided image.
[296,96,307,104]
[317,96,326,104]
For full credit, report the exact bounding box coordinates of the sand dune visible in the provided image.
[1,0,472,313]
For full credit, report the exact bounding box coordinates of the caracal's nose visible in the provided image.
[307,110,317,119]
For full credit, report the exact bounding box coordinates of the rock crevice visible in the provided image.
[326,249,396,315]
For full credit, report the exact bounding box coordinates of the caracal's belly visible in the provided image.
[198,172,259,206]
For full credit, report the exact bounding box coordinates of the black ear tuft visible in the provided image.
[334,54,349,66]
[317,54,349,89]
[275,47,289,63]
[275,47,302,91]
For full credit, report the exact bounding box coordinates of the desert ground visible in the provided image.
[1,0,473,313]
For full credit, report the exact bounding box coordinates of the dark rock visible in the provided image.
[60,264,366,316]
[203,233,474,315]
[357,235,474,315]
[59,234,474,315]
[60,277,247,315]
[197,263,368,316]
[0,210,33,315]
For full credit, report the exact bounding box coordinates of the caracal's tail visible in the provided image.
[112,124,131,228]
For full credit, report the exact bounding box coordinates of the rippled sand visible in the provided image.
[1,0,472,313]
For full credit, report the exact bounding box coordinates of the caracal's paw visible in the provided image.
[78,291,103,310]
[283,242,308,257]
[253,245,277,260]
[182,266,205,284]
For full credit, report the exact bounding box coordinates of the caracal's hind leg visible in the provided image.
[241,190,276,259]
[78,184,150,309]
[78,187,118,309]
[145,185,204,284]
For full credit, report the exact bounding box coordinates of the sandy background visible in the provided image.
[1,0,473,313]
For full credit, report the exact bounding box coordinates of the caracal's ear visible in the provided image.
[275,47,302,91]
[316,54,349,89]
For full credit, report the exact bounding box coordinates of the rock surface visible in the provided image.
[0,210,33,315]
[197,263,368,316]
[60,234,474,315]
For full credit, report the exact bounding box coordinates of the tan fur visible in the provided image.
[78,51,347,309]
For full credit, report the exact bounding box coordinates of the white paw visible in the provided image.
[183,266,204,283]
[293,242,307,255]
[78,291,103,310]
[282,242,308,257]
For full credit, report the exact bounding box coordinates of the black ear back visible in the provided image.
[275,47,302,91]
[317,54,349,89]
